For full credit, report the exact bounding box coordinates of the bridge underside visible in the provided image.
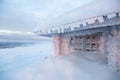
[53,26,120,71]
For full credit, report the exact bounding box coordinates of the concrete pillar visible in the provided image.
[59,36,70,55]
[98,33,108,64]
[52,35,60,56]
[100,33,108,54]
[113,26,120,71]
[107,37,117,71]
[107,26,120,71]
[52,35,70,56]
[68,36,75,54]
[115,37,120,71]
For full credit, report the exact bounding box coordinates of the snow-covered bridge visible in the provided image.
[38,12,120,36]
[35,0,120,71]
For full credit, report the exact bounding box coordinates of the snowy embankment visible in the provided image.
[16,53,120,80]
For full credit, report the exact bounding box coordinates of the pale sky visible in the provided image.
[0,0,93,32]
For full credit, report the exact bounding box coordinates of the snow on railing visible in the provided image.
[37,11,120,35]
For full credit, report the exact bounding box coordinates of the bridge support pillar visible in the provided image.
[52,35,71,56]
[107,26,120,71]
[51,26,120,71]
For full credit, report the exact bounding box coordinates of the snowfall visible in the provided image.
[0,39,120,80]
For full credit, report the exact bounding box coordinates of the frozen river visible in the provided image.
[0,40,52,80]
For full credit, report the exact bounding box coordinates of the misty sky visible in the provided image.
[0,0,93,32]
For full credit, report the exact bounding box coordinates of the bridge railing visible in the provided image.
[36,11,120,35]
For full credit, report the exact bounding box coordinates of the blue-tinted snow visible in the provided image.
[0,40,52,80]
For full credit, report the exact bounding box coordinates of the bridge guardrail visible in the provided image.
[36,11,120,36]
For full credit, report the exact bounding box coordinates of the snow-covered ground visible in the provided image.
[0,40,120,80]
[0,40,52,80]
[15,53,120,80]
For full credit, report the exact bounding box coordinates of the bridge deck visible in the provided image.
[37,12,120,37]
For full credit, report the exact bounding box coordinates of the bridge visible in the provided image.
[36,12,120,71]
[38,12,120,36]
